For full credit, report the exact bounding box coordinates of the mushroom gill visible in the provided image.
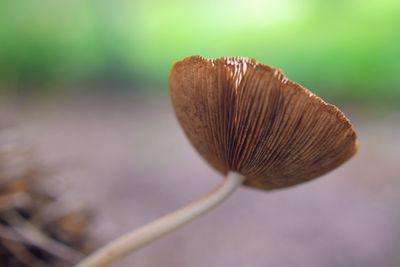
[170,55,358,190]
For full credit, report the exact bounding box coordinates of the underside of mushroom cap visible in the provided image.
[170,55,358,190]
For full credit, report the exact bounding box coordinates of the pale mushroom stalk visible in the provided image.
[76,172,244,267]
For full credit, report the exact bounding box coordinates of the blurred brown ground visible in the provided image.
[2,93,399,267]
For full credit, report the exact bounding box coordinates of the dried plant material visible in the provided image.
[0,125,95,266]
[170,55,358,190]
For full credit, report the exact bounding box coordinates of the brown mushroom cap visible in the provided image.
[170,55,358,190]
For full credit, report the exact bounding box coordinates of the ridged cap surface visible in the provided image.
[170,55,358,190]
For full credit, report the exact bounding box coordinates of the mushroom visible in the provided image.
[170,55,358,190]
[77,55,358,267]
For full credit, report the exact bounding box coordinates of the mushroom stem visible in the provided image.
[76,172,245,267]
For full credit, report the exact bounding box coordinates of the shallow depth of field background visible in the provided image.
[1,0,400,266]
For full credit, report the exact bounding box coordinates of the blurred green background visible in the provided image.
[0,0,399,103]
